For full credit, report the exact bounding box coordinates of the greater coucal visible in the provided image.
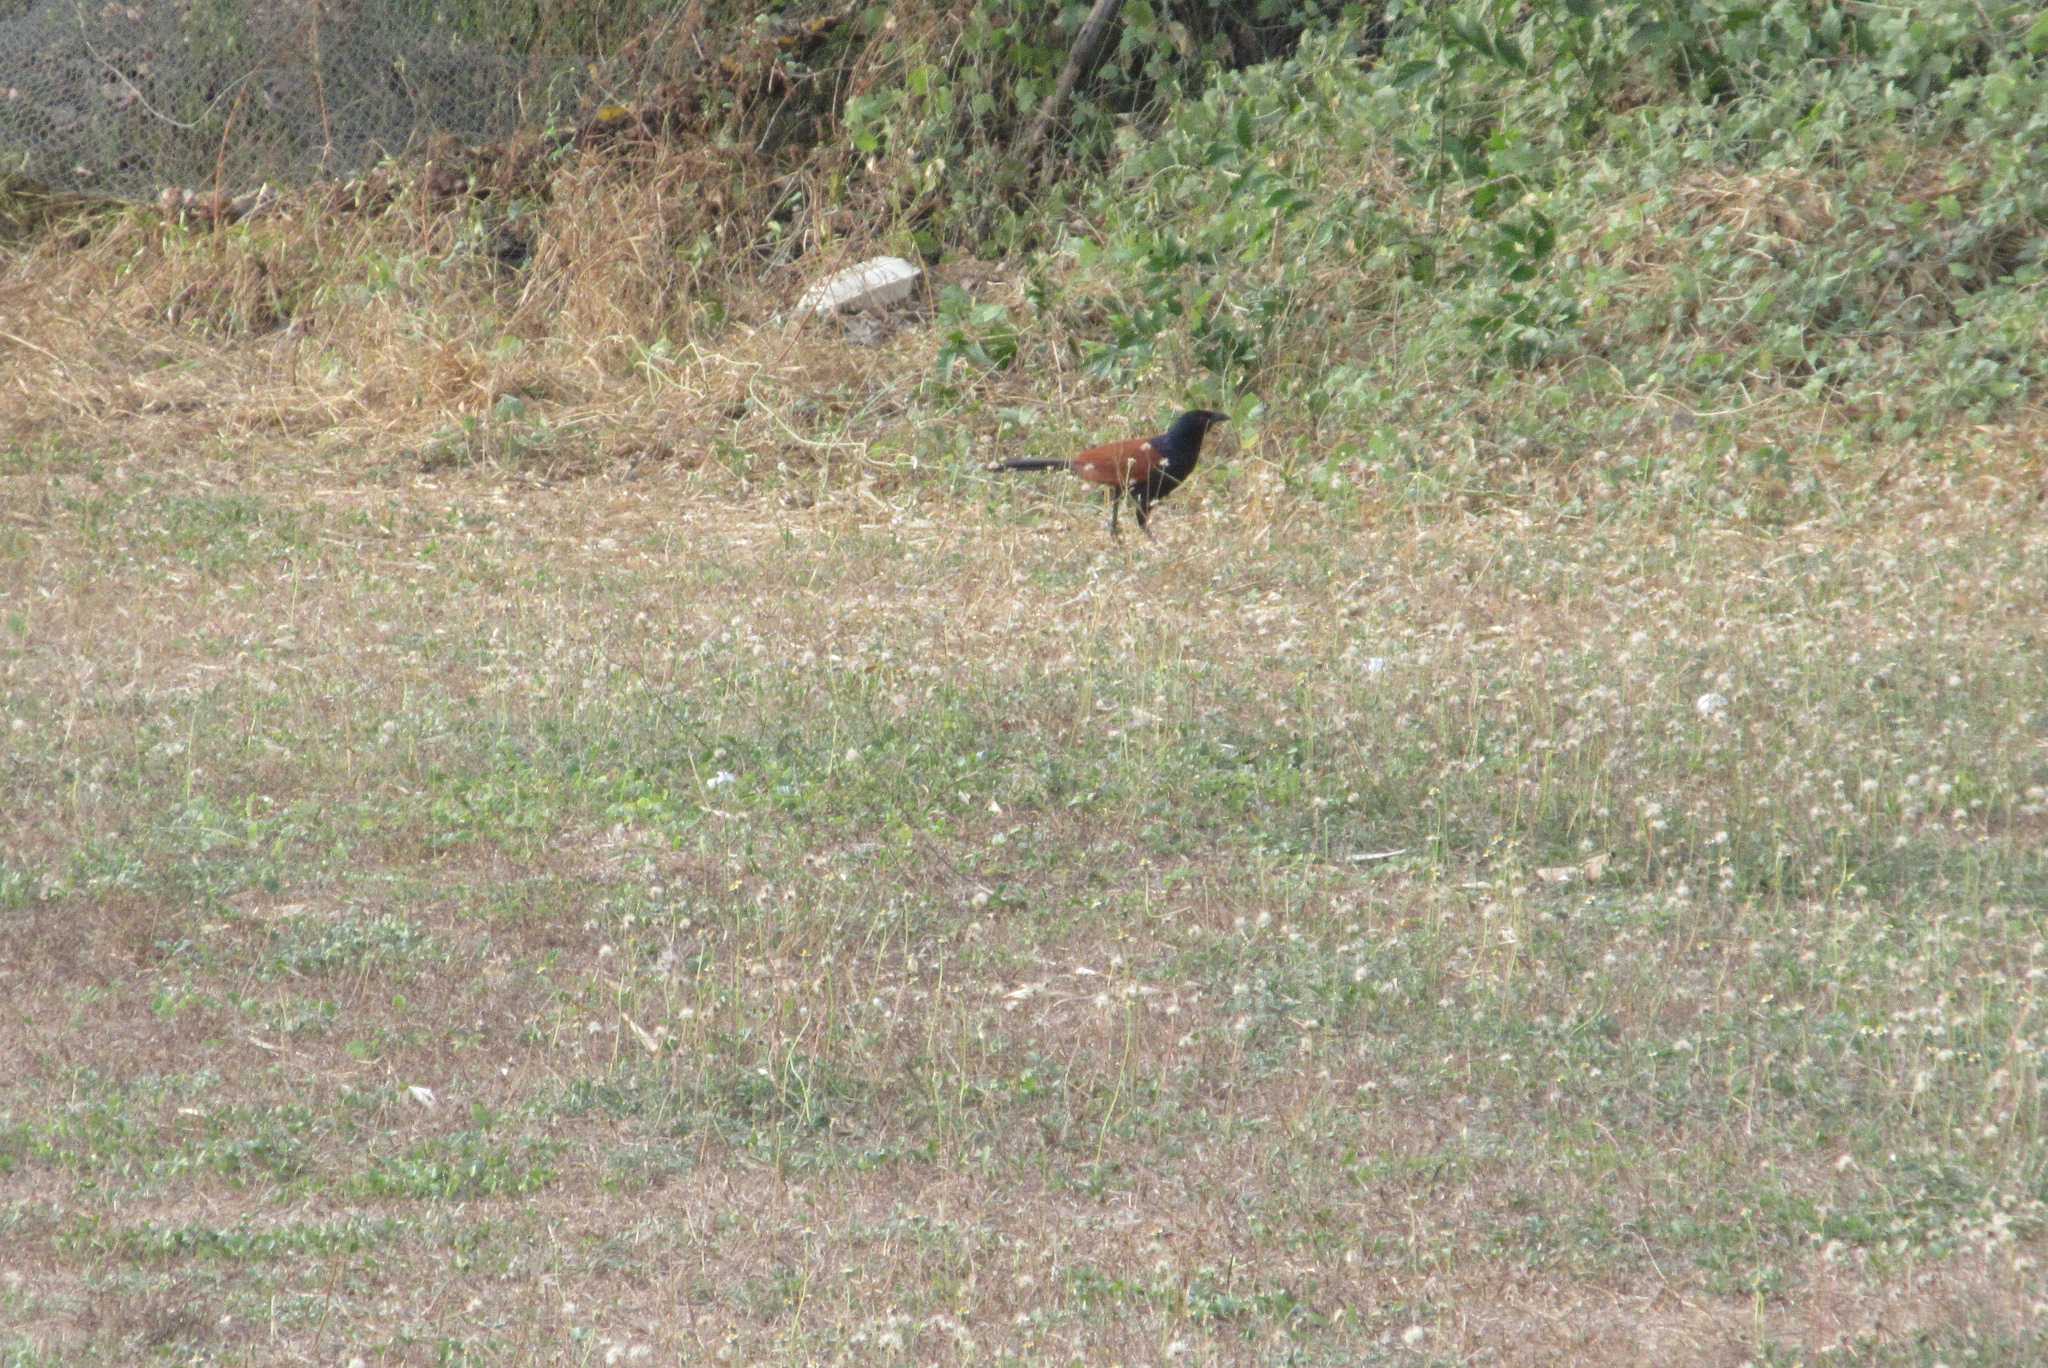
[989,409,1228,540]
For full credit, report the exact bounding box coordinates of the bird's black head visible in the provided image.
[1164,409,1229,454]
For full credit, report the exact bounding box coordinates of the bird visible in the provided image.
[988,409,1228,540]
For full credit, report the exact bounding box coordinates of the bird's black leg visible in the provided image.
[1134,495,1153,539]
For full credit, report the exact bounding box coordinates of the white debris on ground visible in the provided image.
[795,255,921,317]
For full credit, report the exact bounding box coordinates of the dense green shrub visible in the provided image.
[1029,1,2045,432]
[839,2,1355,245]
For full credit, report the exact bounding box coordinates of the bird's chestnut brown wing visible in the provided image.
[1067,439,1159,489]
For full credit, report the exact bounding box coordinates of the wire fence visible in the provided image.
[0,0,584,200]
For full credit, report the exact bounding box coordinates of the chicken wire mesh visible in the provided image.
[0,0,584,199]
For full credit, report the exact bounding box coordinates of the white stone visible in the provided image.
[796,255,921,316]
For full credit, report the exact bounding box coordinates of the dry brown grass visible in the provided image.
[5,439,2044,1359]
[4,135,2048,1362]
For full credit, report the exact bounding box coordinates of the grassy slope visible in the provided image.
[4,7,2048,1365]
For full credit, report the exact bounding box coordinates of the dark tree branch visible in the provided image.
[1021,0,1126,169]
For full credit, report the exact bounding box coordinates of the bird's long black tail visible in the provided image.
[988,458,1070,473]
